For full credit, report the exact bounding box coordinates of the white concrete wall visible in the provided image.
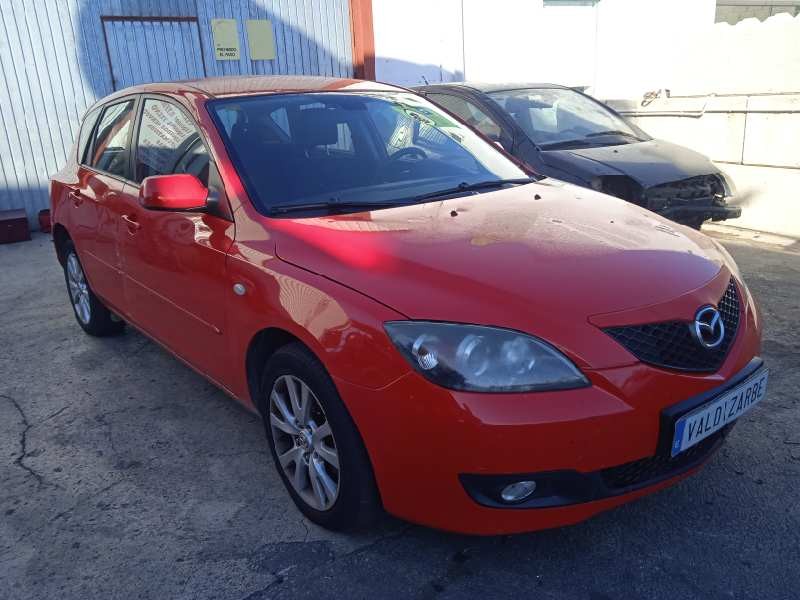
[592,0,716,99]
[460,0,599,87]
[608,14,800,238]
[372,0,464,86]
[373,0,716,93]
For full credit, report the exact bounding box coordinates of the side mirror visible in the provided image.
[140,174,208,211]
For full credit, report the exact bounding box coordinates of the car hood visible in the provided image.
[541,139,718,187]
[271,180,729,368]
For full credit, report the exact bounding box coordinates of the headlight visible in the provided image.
[717,170,736,197]
[384,322,589,393]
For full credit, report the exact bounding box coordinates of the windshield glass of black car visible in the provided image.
[488,87,643,148]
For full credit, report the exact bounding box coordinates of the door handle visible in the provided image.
[68,190,84,206]
[121,214,141,232]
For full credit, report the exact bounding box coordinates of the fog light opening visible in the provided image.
[500,480,537,504]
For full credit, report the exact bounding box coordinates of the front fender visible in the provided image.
[224,239,411,408]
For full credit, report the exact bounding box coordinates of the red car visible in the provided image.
[50,76,766,535]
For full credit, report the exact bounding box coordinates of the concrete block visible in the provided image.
[715,162,800,237]
[631,113,745,164]
[743,113,800,168]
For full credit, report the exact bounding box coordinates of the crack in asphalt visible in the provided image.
[236,524,415,600]
[1,393,47,487]
[299,517,310,543]
[0,478,126,557]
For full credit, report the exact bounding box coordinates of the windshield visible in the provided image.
[487,88,646,149]
[209,92,529,215]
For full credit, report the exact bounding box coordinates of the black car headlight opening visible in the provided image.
[384,321,589,393]
[717,170,737,198]
[589,175,643,204]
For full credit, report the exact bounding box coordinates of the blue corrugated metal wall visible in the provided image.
[0,0,354,227]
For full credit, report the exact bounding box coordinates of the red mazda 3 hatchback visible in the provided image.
[50,76,766,534]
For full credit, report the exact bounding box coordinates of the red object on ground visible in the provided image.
[0,209,31,244]
[48,77,764,534]
[38,209,51,233]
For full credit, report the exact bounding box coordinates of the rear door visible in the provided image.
[71,97,139,312]
[118,96,235,386]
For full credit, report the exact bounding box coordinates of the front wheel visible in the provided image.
[62,240,125,337]
[684,217,705,230]
[260,343,380,530]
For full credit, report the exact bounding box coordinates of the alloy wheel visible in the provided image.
[269,374,340,511]
[67,252,91,325]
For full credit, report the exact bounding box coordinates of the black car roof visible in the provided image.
[416,82,570,94]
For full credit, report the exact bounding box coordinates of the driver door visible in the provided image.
[118,96,236,387]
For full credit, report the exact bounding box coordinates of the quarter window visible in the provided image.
[134,99,210,185]
[77,105,102,163]
[427,94,503,142]
[89,100,136,178]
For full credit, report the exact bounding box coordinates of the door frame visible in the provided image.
[100,16,208,91]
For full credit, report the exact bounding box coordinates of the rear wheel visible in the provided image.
[260,343,380,530]
[63,240,125,337]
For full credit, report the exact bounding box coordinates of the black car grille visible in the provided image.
[603,278,741,372]
[645,174,725,212]
[602,428,727,490]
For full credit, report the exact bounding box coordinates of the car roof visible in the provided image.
[417,82,570,94]
[98,75,407,104]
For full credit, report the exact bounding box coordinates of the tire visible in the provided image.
[62,240,125,337]
[260,342,381,530]
[685,217,705,231]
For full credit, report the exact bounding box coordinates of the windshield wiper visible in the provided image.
[406,178,535,203]
[267,178,536,215]
[268,199,405,216]
[584,130,642,140]
[539,139,589,150]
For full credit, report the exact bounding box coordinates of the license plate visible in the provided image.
[671,368,769,457]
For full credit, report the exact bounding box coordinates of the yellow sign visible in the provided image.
[246,20,276,60]
[211,19,240,60]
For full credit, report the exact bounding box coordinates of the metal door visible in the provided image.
[102,17,206,90]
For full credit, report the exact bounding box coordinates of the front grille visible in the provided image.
[645,174,725,212]
[603,278,741,372]
[602,428,727,490]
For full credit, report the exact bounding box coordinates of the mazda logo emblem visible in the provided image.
[691,306,725,349]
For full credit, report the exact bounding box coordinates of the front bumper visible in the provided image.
[336,305,761,535]
[657,202,741,224]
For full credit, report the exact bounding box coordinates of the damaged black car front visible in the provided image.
[417,83,740,230]
[486,86,741,229]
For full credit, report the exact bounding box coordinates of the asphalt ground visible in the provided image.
[1,231,798,600]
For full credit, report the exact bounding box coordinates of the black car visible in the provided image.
[415,83,740,228]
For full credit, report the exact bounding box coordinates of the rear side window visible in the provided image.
[89,100,136,178]
[427,93,502,141]
[134,99,210,186]
[77,105,102,163]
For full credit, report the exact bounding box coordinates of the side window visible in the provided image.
[89,100,136,178]
[134,99,210,186]
[427,93,503,141]
[77,105,102,163]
